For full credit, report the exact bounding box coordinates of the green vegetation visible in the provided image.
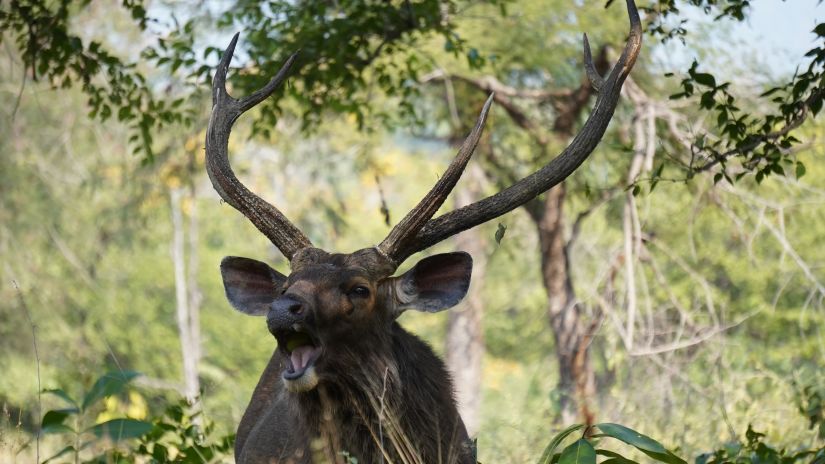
[1,0,824,463]
[23,371,825,463]
[34,372,232,463]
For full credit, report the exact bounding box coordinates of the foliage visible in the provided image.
[39,371,233,463]
[0,0,190,161]
[33,370,825,463]
[2,0,820,180]
[2,1,825,463]
[535,420,825,464]
[797,374,825,441]
[664,23,824,183]
[104,400,234,464]
[0,0,506,159]
[535,423,685,464]
[637,0,782,41]
[209,0,505,134]
[695,425,825,464]
[39,371,153,463]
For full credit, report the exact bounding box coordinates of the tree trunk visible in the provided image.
[533,51,608,424]
[537,184,596,425]
[170,187,201,403]
[186,181,203,387]
[445,166,486,437]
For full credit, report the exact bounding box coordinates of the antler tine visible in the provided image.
[211,32,239,102]
[584,0,642,92]
[206,33,313,260]
[615,0,643,77]
[582,34,604,92]
[377,94,495,264]
[387,0,642,264]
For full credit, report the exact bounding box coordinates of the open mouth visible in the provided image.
[275,329,322,390]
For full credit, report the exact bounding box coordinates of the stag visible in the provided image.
[206,2,641,462]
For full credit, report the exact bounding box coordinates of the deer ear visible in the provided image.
[391,252,473,317]
[220,256,287,316]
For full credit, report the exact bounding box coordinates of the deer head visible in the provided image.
[205,0,641,450]
[220,250,473,392]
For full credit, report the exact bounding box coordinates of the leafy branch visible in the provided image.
[1,0,191,161]
[662,22,824,184]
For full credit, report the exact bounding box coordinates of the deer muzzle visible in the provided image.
[267,295,304,333]
[267,295,322,392]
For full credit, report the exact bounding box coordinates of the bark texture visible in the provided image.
[537,184,596,424]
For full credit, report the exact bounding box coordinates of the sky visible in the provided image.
[743,0,822,72]
[753,1,822,49]
[653,0,824,80]
[142,1,823,80]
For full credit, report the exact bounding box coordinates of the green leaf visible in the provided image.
[152,443,169,461]
[694,72,716,87]
[793,79,810,99]
[41,407,77,434]
[41,410,71,429]
[796,162,806,179]
[43,388,78,408]
[700,91,715,109]
[596,423,666,452]
[602,458,640,464]
[811,97,823,116]
[87,418,153,441]
[653,163,664,178]
[118,106,132,122]
[467,47,482,67]
[558,439,596,464]
[81,371,140,411]
[495,223,507,245]
[595,423,686,464]
[814,23,825,37]
[42,423,75,435]
[717,110,728,126]
[771,164,785,176]
[596,449,638,463]
[536,424,586,464]
[42,445,76,464]
[760,86,782,97]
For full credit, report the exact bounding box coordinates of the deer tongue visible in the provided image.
[289,345,320,374]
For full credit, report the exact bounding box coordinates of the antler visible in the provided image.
[205,33,312,260]
[379,0,642,265]
[376,94,494,262]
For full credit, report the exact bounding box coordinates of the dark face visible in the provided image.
[220,248,472,393]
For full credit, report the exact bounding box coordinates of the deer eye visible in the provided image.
[348,285,370,298]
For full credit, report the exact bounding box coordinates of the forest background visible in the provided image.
[1,0,824,462]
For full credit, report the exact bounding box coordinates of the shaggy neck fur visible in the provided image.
[236,323,474,464]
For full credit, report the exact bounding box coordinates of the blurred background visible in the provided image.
[1,0,823,462]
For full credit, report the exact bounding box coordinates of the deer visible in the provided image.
[205,1,641,463]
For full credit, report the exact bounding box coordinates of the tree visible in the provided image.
[2,0,823,440]
[2,0,820,177]
[446,165,488,436]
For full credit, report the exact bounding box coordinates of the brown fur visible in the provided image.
[223,249,475,464]
[236,324,473,463]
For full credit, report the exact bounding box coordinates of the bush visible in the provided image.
[39,371,233,463]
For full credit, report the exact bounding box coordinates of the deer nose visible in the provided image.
[267,296,305,332]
